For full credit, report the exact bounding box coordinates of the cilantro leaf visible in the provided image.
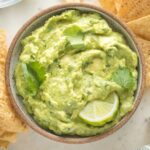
[27,61,46,84]
[112,68,135,90]
[64,25,82,36]
[21,62,46,96]
[63,25,85,49]
[21,63,39,96]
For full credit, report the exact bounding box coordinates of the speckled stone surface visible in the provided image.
[0,0,150,149]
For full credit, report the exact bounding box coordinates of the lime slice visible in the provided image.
[79,93,119,126]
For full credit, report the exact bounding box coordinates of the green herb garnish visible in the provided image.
[27,61,46,84]
[21,62,46,95]
[63,25,85,49]
[112,68,135,90]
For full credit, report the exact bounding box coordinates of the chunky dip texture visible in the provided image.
[15,10,138,136]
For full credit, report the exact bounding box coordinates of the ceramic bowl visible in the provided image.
[6,3,145,144]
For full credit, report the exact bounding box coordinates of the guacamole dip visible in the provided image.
[15,10,138,136]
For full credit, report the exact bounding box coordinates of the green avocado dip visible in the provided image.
[14,10,138,136]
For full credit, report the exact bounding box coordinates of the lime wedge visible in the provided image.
[79,93,119,126]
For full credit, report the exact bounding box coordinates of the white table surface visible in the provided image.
[0,0,150,150]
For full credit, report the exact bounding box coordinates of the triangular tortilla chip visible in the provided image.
[99,0,116,14]
[0,132,16,143]
[62,0,83,2]
[114,0,122,13]
[127,15,150,41]
[0,140,10,149]
[0,130,5,137]
[116,0,150,22]
[0,98,27,132]
[0,29,27,132]
[136,36,150,87]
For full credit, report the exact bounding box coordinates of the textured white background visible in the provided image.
[0,0,150,150]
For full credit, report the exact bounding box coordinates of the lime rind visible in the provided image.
[79,93,119,126]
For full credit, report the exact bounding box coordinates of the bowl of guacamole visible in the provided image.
[6,3,145,143]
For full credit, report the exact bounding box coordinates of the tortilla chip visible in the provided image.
[0,29,27,132]
[99,0,116,14]
[0,30,7,64]
[136,36,150,87]
[114,0,122,13]
[0,140,9,149]
[0,132,16,143]
[0,98,27,132]
[0,80,27,133]
[0,130,5,137]
[116,0,150,22]
[62,0,83,2]
[127,15,150,41]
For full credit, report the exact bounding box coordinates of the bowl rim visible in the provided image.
[6,3,145,144]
